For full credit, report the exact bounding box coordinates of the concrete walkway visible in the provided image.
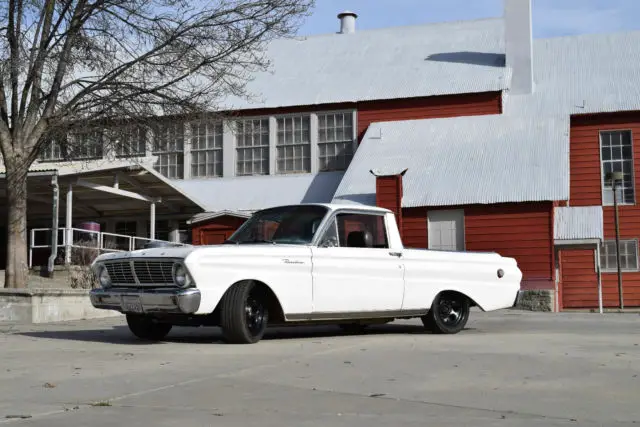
[0,310,639,426]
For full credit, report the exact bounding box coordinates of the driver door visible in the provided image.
[310,211,405,314]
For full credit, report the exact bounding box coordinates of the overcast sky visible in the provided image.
[298,0,640,38]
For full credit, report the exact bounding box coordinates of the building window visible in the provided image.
[40,131,103,161]
[427,210,465,251]
[115,126,147,158]
[39,137,65,161]
[276,115,311,174]
[600,239,639,272]
[67,130,104,160]
[153,123,184,179]
[236,119,269,176]
[191,121,223,178]
[601,130,634,205]
[318,112,354,171]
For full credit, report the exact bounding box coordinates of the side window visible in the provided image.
[335,213,388,248]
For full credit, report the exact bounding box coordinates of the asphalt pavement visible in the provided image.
[0,309,639,426]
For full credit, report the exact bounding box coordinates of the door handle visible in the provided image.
[389,251,402,258]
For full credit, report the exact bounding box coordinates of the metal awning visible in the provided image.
[0,161,207,221]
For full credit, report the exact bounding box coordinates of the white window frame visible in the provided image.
[599,238,639,273]
[275,113,312,174]
[600,129,635,206]
[427,209,466,251]
[152,122,185,179]
[114,126,148,158]
[234,117,271,176]
[316,110,358,172]
[189,119,224,178]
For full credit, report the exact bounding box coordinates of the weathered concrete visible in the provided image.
[0,310,638,426]
[515,289,554,311]
[0,289,122,323]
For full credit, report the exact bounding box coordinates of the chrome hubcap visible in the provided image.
[438,298,463,326]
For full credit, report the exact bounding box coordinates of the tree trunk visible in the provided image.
[4,162,29,288]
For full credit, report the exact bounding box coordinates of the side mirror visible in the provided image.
[319,237,339,248]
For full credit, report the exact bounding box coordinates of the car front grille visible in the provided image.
[103,260,176,286]
[133,261,175,284]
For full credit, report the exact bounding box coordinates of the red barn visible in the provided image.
[4,0,640,311]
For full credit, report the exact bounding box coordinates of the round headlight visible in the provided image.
[173,263,189,287]
[98,266,111,288]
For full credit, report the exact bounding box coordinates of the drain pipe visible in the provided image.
[47,172,59,277]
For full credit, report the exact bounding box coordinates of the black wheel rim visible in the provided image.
[245,296,265,336]
[437,296,464,326]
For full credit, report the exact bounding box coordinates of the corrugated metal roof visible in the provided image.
[332,114,569,207]
[554,206,603,241]
[172,171,345,212]
[331,27,640,208]
[505,30,640,116]
[187,210,252,225]
[219,18,508,110]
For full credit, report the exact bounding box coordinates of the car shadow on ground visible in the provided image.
[15,323,480,345]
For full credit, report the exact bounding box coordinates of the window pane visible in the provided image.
[317,112,355,172]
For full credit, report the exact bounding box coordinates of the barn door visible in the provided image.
[559,248,599,309]
[200,230,234,245]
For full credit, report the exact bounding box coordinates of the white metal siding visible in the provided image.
[554,206,603,241]
[428,210,465,251]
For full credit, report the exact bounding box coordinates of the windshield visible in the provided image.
[226,205,329,245]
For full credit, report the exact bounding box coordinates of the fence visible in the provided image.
[28,227,188,268]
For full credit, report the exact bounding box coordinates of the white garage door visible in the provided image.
[427,210,465,251]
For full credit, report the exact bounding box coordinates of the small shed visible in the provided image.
[188,211,252,245]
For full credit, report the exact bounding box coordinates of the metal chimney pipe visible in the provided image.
[338,11,357,34]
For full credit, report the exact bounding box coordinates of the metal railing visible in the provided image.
[28,227,188,268]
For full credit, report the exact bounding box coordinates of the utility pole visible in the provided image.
[607,171,624,310]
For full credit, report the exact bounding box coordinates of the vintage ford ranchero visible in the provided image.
[89,203,522,344]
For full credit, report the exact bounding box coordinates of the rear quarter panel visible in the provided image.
[400,249,522,311]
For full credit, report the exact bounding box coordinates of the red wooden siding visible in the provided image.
[568,112,640,307]
[399,203,554,289]
[401,208,428,249]
[356,91,502,140]
[215,91,502,142]
[464,203,554,289]
[191,216,247,245]
[376,175,404,238]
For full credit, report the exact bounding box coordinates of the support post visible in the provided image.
[48,174,60,276]
[65,184,73,265]
[596,243,603,314]
[150,202,156,240]
[613,180,623,309]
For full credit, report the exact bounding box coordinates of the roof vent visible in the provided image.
[337,10,357,34]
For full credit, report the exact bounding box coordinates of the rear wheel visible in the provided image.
[126,314,172,341]
[422,292,470,334]
[220,281,269,344]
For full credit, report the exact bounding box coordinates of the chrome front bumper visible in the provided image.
[89,287,201,314]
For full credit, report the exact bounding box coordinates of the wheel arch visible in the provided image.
[435,289,484,311]
[213,279,286,323]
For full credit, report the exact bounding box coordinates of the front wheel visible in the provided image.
[422,292,470,334]
[126,314,172,341]
[219,281,269,344]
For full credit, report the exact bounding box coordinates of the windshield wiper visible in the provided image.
[222,240,238,245]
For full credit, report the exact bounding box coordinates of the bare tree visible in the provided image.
[0,0,314,288]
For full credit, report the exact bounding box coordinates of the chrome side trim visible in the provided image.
[89,287,201,314]
[285,309,429,322]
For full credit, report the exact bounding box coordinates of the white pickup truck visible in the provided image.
[89,203,522,344]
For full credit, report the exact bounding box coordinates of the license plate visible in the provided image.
[122,295,144,313]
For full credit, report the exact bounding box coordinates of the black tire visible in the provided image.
[338,323,368,334]
[126,314,172,341]
[219,281,269,344]
[422,291,470,334]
